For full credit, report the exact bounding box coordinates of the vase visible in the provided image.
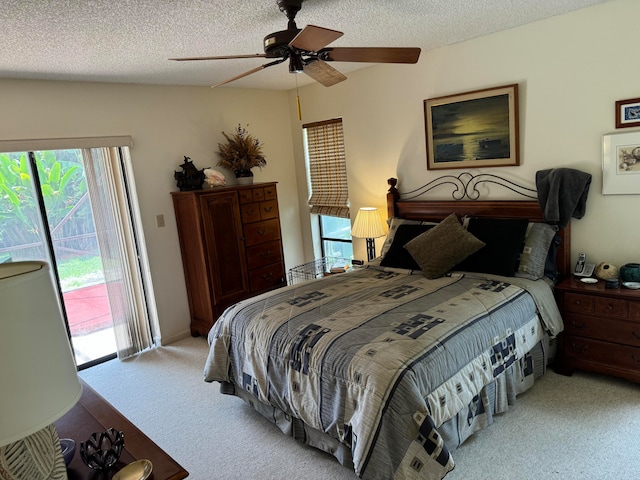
[235,170,254,185]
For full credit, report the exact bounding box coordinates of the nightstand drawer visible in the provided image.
[594,296,627,319]
[562,336,640,372]
[564,293,594,314]
[564,315,640,347]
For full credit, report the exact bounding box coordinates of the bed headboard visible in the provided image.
[385,176,572,280]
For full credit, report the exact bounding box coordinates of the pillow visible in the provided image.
[379,217,438,259]
[404,214,485,279]
[516,223,557,280]
[380,224,436,270]
[455,217,529,277]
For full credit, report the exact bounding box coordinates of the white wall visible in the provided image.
[289,0,640,267]
[0,79,304,343]
[2,0,638,345]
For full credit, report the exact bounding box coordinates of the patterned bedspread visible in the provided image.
[204,268,562,480]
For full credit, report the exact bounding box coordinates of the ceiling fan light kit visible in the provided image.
[170,0,421,88]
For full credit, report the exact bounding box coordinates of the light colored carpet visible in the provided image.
[80,336,640,480]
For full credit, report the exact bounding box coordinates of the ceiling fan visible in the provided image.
[169,0,421,88]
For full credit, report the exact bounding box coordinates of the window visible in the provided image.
[319,215,353,259]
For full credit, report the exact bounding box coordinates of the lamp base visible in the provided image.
[365,238,377,262]
[0,424,67,480]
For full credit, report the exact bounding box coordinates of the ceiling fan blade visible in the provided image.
[210,57,287,88]
[303,60,347,87]
[170,54,267,61]
[319,47,421,64]
[290,25,343,52]
[211,65,268,88]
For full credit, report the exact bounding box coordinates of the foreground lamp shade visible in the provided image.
[351,207,386,261]
[0,261,82,477]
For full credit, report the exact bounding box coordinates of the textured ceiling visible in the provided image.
[1,0,609,90]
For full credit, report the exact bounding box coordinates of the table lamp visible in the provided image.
[0,261,82,480]
[351,207,386,261]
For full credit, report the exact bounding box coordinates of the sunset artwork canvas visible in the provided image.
[425,84,519,170]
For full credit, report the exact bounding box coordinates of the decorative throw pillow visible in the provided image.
[404,214,485,279]
[516,223,557,280]
[379,217,438,259]
[380,224,436,270]
[455,217,529,277]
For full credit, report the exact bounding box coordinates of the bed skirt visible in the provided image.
[219,336,554,477]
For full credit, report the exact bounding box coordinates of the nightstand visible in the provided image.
[554,276,640,383]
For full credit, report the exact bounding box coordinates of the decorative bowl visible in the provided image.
[59,438,76,466]
[80,428,125,470]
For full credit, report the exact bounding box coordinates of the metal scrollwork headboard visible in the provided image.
[392,172,537,201]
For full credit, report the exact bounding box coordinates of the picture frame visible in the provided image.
[615,97,640,129]
[424,84,519,170]
[602,130,640,195]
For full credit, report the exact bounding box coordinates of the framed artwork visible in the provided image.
[615,97,640,129]
[424,84,519,170]
[602,130,640,195]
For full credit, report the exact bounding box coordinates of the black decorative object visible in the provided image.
[60,438,76,466]
[80,428,125,470]
[174,156,205,191]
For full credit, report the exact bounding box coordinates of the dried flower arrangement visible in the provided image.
[216,124,267,174]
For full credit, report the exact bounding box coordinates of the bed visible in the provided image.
[204,174,570,480]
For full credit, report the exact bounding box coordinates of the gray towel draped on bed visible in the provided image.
[535,168,592,228]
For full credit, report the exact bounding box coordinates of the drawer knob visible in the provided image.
[570,343,588,353]
[570,320,587,329]
[606,304,614,311]
[574,300,581,305]
[633,331,640,340]
[260,250,272,258]
[633,355,640,364]
[262,272,273,280]
[263,207,273,213]
[257,229,267,236]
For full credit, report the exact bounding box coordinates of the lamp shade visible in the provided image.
[0,261,82,447]
[351,207,386,239]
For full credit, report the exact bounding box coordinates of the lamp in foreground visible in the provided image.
[351,207,386,262]
[0,261,82,480]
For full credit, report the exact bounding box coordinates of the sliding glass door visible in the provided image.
[0,146,152,368]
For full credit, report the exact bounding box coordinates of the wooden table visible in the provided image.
[55,379,189,480]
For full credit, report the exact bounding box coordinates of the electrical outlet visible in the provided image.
[155,214,165,228]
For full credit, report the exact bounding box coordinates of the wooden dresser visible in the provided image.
[555,276,640,383]
[172,183,286,336]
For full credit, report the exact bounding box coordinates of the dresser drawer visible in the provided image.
[263,184,277,200]
[249,262,285,293]
[564,314,640,347]
[562,335,640,372]
[238,188,254,204]
[244,219,281,246]
[246,241,283,270]
[259,200,278,220]
[241,203,261,223]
